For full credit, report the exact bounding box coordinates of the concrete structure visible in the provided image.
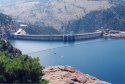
[11,31,102,41]
[14,28,27,35]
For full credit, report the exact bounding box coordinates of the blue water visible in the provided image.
[9,39,125,84]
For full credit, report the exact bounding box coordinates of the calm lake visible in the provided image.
[9,38,125,84]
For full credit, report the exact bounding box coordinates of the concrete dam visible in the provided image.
[11,31,102,41]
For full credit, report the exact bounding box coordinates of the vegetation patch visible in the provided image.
[0,40,47,83]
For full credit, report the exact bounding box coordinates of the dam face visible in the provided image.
[11,32,102,42]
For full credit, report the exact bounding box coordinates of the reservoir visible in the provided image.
[9,39,125,84]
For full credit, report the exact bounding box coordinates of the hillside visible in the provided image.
[0,40,21,56]
[0,0,111,30]
[22,24,60,35]
[0,0,125,34]
[66,3,125,33]
[0,13,18,39]
[0,13,59,36]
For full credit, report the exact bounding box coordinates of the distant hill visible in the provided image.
[0,0,111,30]
[66,2,125,33]
[0,0,125,34]
[0,13,60,36]
[22,24,60,35]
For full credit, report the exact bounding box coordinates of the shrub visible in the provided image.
[0,52,44,83]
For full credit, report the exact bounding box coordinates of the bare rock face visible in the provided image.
[42,66,110,84]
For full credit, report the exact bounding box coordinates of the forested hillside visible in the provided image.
[66,3,125,33]
[22,24,60,35]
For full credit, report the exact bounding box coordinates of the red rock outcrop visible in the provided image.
[42,66,110,84]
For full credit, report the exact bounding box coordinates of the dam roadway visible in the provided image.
[11,31,102,41]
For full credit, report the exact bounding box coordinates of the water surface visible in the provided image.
[10,39,125,84]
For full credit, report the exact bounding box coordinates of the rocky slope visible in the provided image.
[43,66,110,84]
[0,13,19,39]
[22,24,60,35]
[0,40,22,56]
[0,0,125,34]
[0,13,59,36]
[66,3,125,33]
[0,0,111,30]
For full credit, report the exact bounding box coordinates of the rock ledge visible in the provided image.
[42,66,110,84]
